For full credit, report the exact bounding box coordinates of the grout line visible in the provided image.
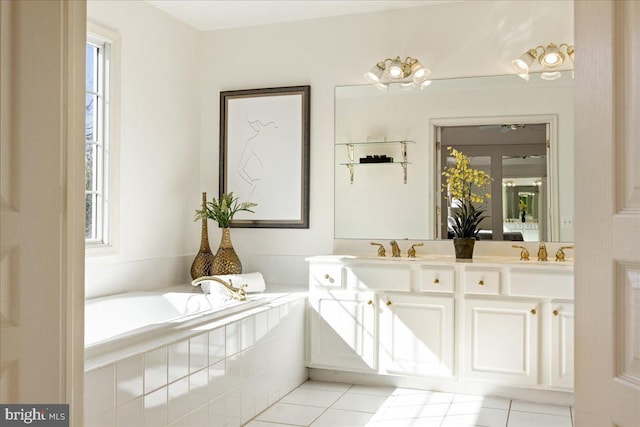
[504,400,512,427]
[570,405,574,427]
[306,382,354,426]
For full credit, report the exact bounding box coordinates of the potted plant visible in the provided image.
[441,147,493,259]
[193,192,257,276]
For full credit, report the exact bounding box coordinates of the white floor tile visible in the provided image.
[453,394,511,410]
[255,403,325,426]
[309,408,376,427]
[510,401,571,416]
[245,421,299,427]
[373,417,444,427]
[386,392,453,407]
[298,380,353,393]
[377,403,450,420]
[280,387,344,408]
[507,411,573,427]
[441,408,508,427]
[331,392,390,413]
[348,384,397,397]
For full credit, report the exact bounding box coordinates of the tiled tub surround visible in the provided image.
[84,290,307,427]
[307,255,575,406]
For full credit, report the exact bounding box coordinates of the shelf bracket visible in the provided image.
[347,163,355,184]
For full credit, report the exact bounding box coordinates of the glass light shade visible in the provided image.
[420,80,433,89]
[386,59,404,80]
[364,65,384,84]
[411,61,431,83]
[373,83,389,91]
[512,51,535,74]
[540,44,564,69]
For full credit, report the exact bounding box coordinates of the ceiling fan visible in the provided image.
[478,124,526,133]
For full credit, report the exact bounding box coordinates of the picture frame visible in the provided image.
[219,85,310,228]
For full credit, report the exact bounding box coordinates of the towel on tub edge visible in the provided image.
[196,272,266,294]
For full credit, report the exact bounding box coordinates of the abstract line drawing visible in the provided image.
[237,118,278,200]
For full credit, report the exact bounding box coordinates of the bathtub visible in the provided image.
[84,287,268,358]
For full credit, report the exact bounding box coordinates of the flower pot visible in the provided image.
[453,237,476,260]
[210,228,242,275]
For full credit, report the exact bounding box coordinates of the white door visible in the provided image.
[575,1,640,425]
[0,0,85,421]
[464,299,539,386]
[551,303,574,389]
[379,292,454,377]
[308,290,377,372]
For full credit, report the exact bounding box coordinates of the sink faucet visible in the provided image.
[370,242,386,257]
[408,243,424,258]
[537,243,548,261]
[512,244,530,261]
[390,241,401,257]
[555,245,574,261]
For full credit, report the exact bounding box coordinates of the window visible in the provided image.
[85,34,111,245]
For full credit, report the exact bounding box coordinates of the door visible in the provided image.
[464,299,539,386]
[308,290,377,372]
[551,303,574,389]
[0,0,85,420]
[379,292,454,377]
[575,1,640,425]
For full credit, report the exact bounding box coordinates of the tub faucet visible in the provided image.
[191,276,247,301]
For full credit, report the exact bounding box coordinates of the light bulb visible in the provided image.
[386,58,404,81]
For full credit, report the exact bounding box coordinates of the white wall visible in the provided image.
[86,0,574,297]
[199,1,573,267]
[86,1,201,298]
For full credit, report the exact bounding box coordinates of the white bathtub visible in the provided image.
[84,288,267,356]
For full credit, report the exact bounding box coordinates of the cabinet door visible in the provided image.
[308,290,377,372]
[551,303,574,389]
[465,299,539,385]
[379,293,454,378]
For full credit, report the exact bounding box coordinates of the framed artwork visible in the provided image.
[219,85,310,228]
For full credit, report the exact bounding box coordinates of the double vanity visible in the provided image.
[306,252,574,404]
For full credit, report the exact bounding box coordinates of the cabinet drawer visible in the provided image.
[419,266,455,292]
[346,264,412,291]
[509,269,573,299]
[464,268,500,295]
[309,263,343,287]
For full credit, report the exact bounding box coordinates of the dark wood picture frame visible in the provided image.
[219,86,310,228]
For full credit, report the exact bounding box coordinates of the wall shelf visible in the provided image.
[337,140,415,184]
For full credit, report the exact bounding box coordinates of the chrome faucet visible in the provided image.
[537,243,548,261]
[408,243,424,258]
[555,245,574,261]
[371,242,386,257]
[512,244,530,261]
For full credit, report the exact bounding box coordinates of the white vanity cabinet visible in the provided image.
[379,292,455,378]
[306,255,574,399]
[464,298,540,386]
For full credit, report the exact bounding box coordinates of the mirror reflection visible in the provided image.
[335,72,574,242]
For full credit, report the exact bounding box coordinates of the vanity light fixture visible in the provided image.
[364,56,431,90]
[511,42,574,81]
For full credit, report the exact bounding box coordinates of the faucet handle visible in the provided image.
[555,245,574,262]
[370,242,386,257]
[512,244,530,261]
[408,243,424,258]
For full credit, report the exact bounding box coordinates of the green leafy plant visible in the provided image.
[441,147,493,239]
[195,192,257,228]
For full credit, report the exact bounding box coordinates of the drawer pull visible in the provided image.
[386,300,392,306]
[478,280,485,286]
[553,310,559,316]
[433,278,440,284]
[367,300,373,305]
[531,309,537,315]
[323,274,335,284]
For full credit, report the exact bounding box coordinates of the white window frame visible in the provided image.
[86,22,120,254]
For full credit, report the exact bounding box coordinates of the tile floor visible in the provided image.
[245,381,574,427]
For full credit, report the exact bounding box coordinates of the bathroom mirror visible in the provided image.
[335,72,574,242]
